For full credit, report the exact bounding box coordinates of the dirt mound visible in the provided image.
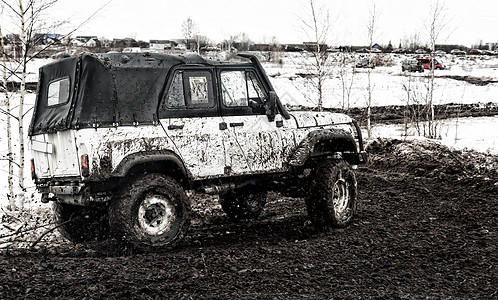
[366,138,498,193]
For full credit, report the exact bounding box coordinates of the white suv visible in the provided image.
[29,52,367,251]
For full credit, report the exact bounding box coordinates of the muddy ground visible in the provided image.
[0,137,496,299]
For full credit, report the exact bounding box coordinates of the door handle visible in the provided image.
[167,124,184,130]
[229,122,244,127]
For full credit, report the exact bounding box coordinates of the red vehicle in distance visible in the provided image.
[416,58,446,70]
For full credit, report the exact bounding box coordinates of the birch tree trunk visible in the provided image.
[366,3,377,139]
[0,26,16,210]
[16,0,27,208]
[426,0,448,138]
[303,0,330,112]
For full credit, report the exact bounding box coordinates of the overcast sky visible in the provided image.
[15,0,498,47]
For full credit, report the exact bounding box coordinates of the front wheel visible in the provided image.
[109,174,190,252]
[306,160,357,227]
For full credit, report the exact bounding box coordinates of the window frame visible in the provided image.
[218,67,269,116]
[184,71,215,109]
[46,77,71,108]
[158,67,218,119]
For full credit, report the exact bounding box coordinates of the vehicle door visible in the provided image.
[30,72,82,179]
[159,68,240,178]
[217,68,288,174]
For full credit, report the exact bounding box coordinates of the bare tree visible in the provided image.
[365,2,378,139]
[0,0,109,210]
[425,0,448,138]
[299,0,332,111]
[402,33,423,52]
[1,0,64,210]
[182,17,198,51]
[222,34,239,52]
[0,25,15,209]
[338,52,355,111]
[237,32,252,51]
[402,75,427,137]
[261,36,280,62]
[1,0,55,209]
[193,34,211,53]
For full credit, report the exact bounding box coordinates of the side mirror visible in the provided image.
[266,91,277,122]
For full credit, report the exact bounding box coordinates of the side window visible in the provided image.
[247,71,267,104]
[162,70,215,110]
[165,71,186,108]
[221,71,248,107]
[221,70,267,108]
[47,77,70,106]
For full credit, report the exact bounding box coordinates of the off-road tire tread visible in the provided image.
[109,173,190,252]
[52,202,109,243]
[306,160,357,227]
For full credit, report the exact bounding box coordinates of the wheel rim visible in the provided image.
[138,194,176,236]
[332,177,351,220]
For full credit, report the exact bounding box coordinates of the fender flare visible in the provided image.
[287,129,357,167]
[111,150,191,182]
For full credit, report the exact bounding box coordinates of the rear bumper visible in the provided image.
[37,182,111,206]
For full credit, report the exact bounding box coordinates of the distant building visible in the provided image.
[112,38,139,49]
[149,40,173,50]
[372,43,383,51]
[83,38,100,48]
[75,36,98,43]
[33,33,61,45]
[70,39,85,47]
[251,44,272,51]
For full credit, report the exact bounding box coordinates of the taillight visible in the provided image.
[30,158,37,180]
[81,154,90,177]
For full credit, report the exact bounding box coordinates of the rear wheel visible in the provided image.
[109,174,190,252]
[306,160,357,227]
[220,187,267,220]
[52,202,109,243]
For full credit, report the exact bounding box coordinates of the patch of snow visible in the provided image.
[369,116,498,155]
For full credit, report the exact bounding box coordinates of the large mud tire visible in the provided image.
[306,160,357,227]
[52,202,109,243]
[220,188,267,220]
[109,174,190,252]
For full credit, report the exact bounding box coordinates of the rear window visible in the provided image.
[47,77,70,106]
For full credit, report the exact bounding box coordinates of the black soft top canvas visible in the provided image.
[28,52,219,136]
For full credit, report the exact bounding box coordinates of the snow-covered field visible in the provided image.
[370,116,498,155]
[1,52,497,206]
[263,52,498,108]
[261,52,498,154]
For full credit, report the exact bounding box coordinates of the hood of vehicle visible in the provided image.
[289,111,352,128]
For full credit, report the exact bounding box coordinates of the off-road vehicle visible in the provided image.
[29,52,367,251]
[401,59,424,72]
